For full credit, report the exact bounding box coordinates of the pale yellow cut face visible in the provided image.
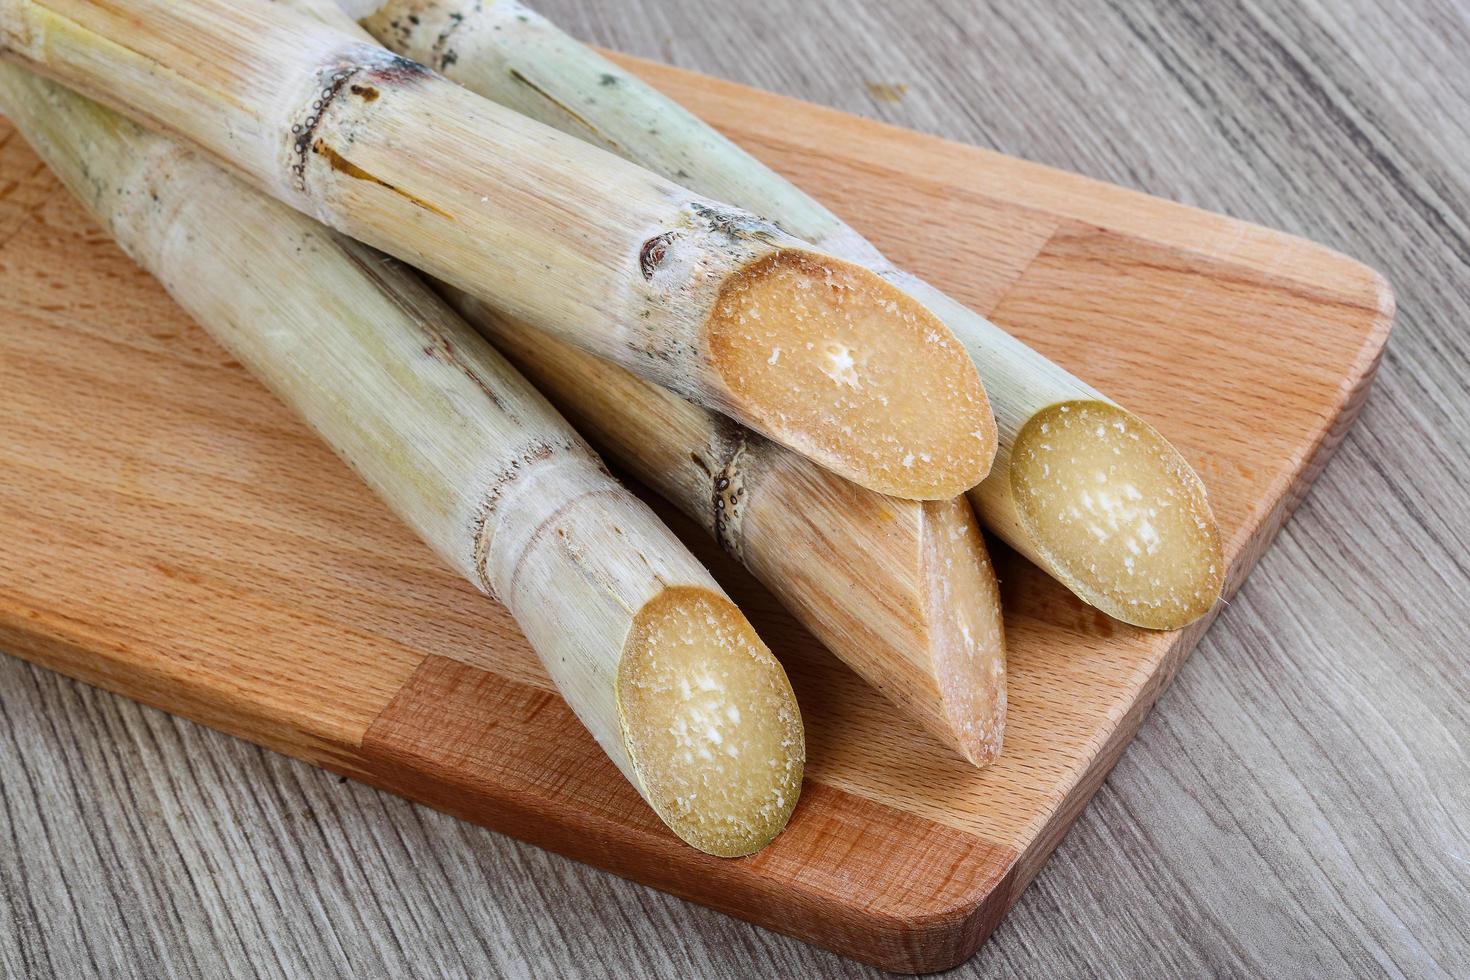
[618,587,804,857]
[1011,401,1223,629]
[922,497,1006,767]
[707,251,995,500]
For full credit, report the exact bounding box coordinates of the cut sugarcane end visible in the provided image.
[618,586,804,857]
[707,251,996,500]
[1012,401,1224,630]
[922,497,1007,766]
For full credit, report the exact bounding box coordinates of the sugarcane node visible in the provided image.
[470,438,567,598]
[285,49,431,190]
[710,434,750,558]
[288,59,363,188]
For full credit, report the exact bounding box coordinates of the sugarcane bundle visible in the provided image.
[0,62,805,857]
[0,0,997,502]
[339,0,1225,630]
[452,294,1007,766]
[281,0,1010,762]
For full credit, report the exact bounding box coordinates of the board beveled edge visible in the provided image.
[0,603,374,781]
[0,266,1393,977]
[355,655,1020,975]
[984,250,1396,919]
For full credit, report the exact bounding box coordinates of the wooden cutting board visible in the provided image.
[0,53,1391,973]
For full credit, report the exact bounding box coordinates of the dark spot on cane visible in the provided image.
[639,231,677,280]
[366,54,433,84]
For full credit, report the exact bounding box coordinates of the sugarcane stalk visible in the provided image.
[449,291,1006,766]
[0,0,997,502]
[0,62,805,857]
[291,0,1008,761]
[340,0,1225,629]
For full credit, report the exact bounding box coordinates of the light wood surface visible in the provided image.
[0,2,1465,978]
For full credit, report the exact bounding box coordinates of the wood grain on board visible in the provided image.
[0,52,1390,972]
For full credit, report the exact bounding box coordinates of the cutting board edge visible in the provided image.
[0,600,386,778]
[960,293,1395,967]
[352,654,1025,975]
[345,750,1022,975]
[611,50,1399,319]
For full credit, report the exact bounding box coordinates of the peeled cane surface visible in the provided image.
[618,587,804,857]
[708,251,995,500]
[921,498,1006,766]
[1011,401,1223,628]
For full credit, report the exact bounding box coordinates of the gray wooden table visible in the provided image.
[3,0,1468,976]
